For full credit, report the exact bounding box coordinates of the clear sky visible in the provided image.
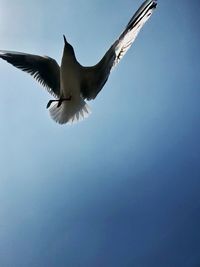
[0,0,200,266]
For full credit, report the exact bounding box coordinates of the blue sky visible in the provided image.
[0,0,200,266]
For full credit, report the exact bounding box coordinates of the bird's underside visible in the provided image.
[0,0,157,124]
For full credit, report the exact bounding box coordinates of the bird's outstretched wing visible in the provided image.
[0,51,60,97]
[80,0,157,100]
[111,0,157,68]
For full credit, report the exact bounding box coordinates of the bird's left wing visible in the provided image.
[0,51,60,97]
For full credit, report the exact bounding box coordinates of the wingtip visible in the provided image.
[152,0,157,8]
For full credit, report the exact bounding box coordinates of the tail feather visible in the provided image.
[49,97,91,124]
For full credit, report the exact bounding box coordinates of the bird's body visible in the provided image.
[0,0,157,124]
[61,40,80,101]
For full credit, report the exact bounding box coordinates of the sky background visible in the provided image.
[0,0,200,266]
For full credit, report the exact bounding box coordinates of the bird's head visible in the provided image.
[63,35,75,57]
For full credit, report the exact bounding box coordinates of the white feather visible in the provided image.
[49,97,91,124]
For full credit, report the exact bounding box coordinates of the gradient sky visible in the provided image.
[0,1,200,266]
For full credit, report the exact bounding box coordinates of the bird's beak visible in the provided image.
[63,35,67,45]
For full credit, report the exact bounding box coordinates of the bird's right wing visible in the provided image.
[0,51,60,98]
[80,0,157,100]
[110,0,157,68]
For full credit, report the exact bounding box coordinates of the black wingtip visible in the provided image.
[152,0,157,9]
[63,35,67,45]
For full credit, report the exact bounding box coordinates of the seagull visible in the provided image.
[0,0,157,124]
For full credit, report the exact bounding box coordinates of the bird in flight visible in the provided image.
[0,0,157,124]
